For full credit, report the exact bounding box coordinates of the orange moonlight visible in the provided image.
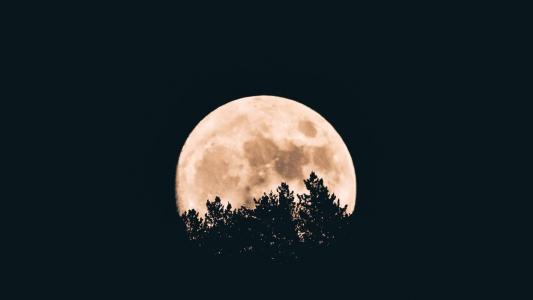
[176,95,356,216]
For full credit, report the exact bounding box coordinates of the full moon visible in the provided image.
[176,95,356,216]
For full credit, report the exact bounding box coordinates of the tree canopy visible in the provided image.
[180,172,350,261]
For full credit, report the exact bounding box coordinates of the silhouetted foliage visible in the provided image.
[181,172,351,261]
[182,209,203,242]
[297,172,349,249]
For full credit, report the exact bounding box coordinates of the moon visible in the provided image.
[176,95,356,216]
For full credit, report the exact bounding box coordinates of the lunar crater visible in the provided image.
[298,119,317,137]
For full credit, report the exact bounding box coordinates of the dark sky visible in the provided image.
[20,4,499,297]
[91,42,439,295]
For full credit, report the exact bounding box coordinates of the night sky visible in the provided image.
[24,4,493,297]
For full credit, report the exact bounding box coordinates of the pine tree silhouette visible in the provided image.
[270,183,299,261]
[181,209,203,242]
[296,171,349,249]
[231,206,256,256]
[203,196,227,255]
[180,172,351,261]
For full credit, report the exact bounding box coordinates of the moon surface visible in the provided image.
[176,95,356,216]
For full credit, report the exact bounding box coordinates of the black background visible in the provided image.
[12,3,510,298]
[95,34,440,296]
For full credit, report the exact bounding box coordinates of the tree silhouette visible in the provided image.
[203,196,228,255]
[181,209,203,242]
[262,183,299,261]
[296,171,349,249]
[180,172,351,261]
[231,206,256,256]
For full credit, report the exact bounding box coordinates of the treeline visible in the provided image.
[181,172,351,262]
